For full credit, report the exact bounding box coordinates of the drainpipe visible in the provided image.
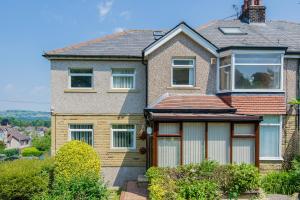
[297,58,300,154]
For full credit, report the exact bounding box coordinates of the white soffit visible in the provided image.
[144,23,219,57]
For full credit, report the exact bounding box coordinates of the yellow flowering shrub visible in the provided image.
[54,140,101,180]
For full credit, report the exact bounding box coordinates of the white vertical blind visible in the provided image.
[183,123,205,165]
[112,68,135,89]
[233,139,255,164]
[159,123,180,135]
[158,138,180,167]
[208,123,230,164]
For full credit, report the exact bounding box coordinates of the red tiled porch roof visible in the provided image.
[152,95,233,110]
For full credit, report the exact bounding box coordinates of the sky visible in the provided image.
[0,0,299,112]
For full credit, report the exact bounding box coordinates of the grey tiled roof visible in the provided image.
[45,20,300,57]
[45,30,156,57]
[197,20,300,53]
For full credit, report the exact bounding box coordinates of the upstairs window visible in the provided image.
[218,52,283,92]
[172,59,195,87]
[69,68,93,89]
[112,68,135,89]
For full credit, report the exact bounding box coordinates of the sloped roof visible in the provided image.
[44,20,300,58]
[198,20,300,53]
[1,127,30,142]
[149,95,234,111]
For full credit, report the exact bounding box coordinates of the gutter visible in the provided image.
[217,46,288,53]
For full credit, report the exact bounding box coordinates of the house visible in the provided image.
[44,0,300,187]
[0,126,31,149]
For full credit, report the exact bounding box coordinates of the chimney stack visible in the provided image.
[240,0,266,23]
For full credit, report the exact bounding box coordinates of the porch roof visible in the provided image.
[148,112,262,122]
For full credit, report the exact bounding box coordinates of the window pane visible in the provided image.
[158,137,180,167]
[220,56,231,66]
[234,124,255,135]
[173,59,193,66]
[70,68,93,74]
[235,54,281,64]
[69,124,93,146]
[219,66,231,90]
[71,76,92,88]
[113,76,134,89]
[235,65,281,89]
[159,123,180,135]
[112,69,135,74]
[112,125,135,129]
[260,126,280,157]
[113,131,133,148]
[261,115,280,124]
[70,124,93,129]
[173,68,194,85]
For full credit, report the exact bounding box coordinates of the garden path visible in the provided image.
[120,181,148,200]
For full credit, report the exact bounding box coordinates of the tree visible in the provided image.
[32,130,51,152]
[1,119,9,126]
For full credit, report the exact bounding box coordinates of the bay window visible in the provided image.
[260,115,282,160]
[172,59,195,86]
[218,52,283,92]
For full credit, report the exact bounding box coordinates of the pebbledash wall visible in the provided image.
[50,60,147,186]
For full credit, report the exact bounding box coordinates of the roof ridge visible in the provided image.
[45,31,129,55]
[271,20,300,26]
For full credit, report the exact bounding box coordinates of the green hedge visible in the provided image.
[146,161,260,200]
[21,147,43,157]
[0,148,19,157]
[0,159,54,200]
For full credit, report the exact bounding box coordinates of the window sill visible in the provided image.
[260,157,283,161]
[64,89,97,93]
[108,149,137,153]
[167,87,201,90]
[107,89,140,93]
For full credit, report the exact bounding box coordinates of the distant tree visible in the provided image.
[0,141,5,151]
[32,130,51,152]
[1,119,9,126]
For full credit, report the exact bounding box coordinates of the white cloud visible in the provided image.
[114,27,125,33]
[4,84,14,92]
[97,0,114,20]
[120,11,131,20]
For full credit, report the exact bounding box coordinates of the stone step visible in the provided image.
[137,175,148,188]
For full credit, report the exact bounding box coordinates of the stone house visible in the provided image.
[44,0,300,187]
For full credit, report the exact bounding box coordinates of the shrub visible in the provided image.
[22,147,43,157]
[32,133,51,152]
[0,148,19,157]
[0,141,5,150]
[261,171,298,195]
[215,164,259,197]
[0,159,54,200]
[179,180,221,200]
[33,174,109,200]
[55,141,101,181]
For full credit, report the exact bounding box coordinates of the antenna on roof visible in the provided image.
[153,31,165,40]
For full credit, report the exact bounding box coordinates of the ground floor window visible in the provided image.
[260,115,282,160]
[111,125,136,149]
[69,124,93,146]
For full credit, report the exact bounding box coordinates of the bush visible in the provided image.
[179,180,221,200]
[22,147,43,157]
[33,174,109,200]
[261,171,299,195]
[32,132,51,152]
[0,148,19,157]
[55,141,101,181]
[0,141,5,150]
[0,159,54,200]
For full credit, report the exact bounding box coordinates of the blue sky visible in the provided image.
[0,0,299,111]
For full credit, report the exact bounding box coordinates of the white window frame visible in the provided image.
[68,124,94,146]
[110,124,136,150]
[171,58,195,87]
[111,68,136,89]
[68,68,94,89]
[217,51,284,93]
[259,115,283,161]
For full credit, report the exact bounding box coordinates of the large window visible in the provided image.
[172,59,195,86]
[218,53,283,92]
[111,125,136,149]
[69,68,93,88]
[69,124,93,146]
[112,68,135,89]
[260,115,282,160]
